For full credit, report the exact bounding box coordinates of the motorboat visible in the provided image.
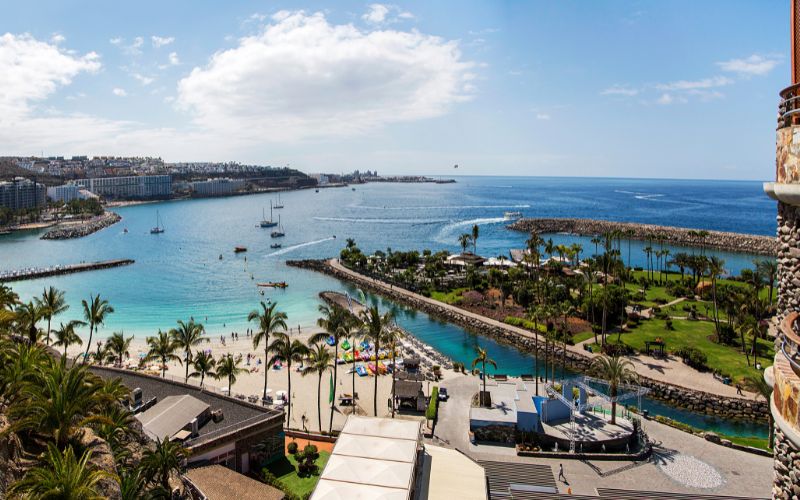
[234,246,247,253]
[503,211,523,220]
[270,243,282,249]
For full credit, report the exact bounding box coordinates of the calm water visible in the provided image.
[0,176,775,438]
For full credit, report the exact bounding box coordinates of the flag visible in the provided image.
[329,372,334,404]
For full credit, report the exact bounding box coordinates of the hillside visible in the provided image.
[0,160,62,186]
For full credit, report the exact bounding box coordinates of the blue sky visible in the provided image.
[0,1,788,179]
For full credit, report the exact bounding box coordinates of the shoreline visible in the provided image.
[508,217,777,255]
[286,258,769,423]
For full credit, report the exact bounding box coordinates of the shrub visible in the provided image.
[287,441,298,454]
[674,346,708,370]
[303,444,318,460]
[665,319,674,330]
[427,387,439,420]
[602,343,634,356]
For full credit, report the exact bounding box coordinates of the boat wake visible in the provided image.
[350,204,531,211]
[614,190,664,201]
[266,237,336,257]
[434,217,507,244]
[313,217,446,225]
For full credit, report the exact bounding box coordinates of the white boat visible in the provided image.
[503,211,523,220]
[260,202,277,228]
[270,215,285,238]
[150,211,165,234]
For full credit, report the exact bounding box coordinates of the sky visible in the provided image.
[0,1,789,179]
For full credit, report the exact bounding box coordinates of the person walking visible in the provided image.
[736,384,743,396]
[558,464,566,483]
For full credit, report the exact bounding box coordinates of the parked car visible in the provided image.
[438,388,449,401]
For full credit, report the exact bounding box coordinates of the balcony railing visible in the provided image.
[779,311,800,376]
[779,83,800,129]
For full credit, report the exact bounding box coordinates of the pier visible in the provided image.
[0,258,135,282]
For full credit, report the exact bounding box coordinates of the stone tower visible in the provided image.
[763,1,800,496]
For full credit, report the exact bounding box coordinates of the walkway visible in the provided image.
[328,259,756,400]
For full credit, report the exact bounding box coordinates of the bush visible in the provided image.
[602,343,634,356]
[427,387,439,420]
[287,441,298,454]
[674,346,708,370]
[303,444,318,459]
[665,319,674,330]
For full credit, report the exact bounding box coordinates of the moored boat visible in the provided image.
[234,246,247,253]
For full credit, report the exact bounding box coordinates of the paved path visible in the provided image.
[433,374,772,498]
[328,259,756,400]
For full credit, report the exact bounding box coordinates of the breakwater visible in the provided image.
[287,258,768,422]
[0,259,134,283]
[41,212,121,240]
[508,218,777,256]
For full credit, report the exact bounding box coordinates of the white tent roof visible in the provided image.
[332,434,417,463]
[422,445,487,500]
[313,480,409,500]
[340,415,422,441]
[321,455,415,490]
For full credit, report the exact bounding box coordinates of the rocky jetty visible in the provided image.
[287,258,769,422]
[508,218,777,256]
[41,212,121,240]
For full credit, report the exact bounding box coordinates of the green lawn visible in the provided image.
[266,450,331,497]
[572,331,596,344]
[594,317,773,383]
[430,287,468,304]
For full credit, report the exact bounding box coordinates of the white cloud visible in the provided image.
[151,35,175,48]
[109,37,123,46]
[657,93,673,105]
[536,113,550,120]
[362,4,413,25]
[132,73,154,85]
[112,87,127,97]
[50,33,65,44]
[655,76,733,91]
[168,52,180,65]
[717,54,780,76]
[110,36,144,55]
[177,10,474,142]
[600,85,639,97]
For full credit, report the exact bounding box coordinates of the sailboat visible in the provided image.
[270,215,285,238]
[259,202,277,228]
[274,193,284,209]
[150,211,165,234]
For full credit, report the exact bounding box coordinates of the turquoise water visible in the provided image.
[0,177,774,438]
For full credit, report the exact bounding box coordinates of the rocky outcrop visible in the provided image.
[41,212,121,240]
[508,218,777,256]
[288,258,769,423]
[78,427,122,500]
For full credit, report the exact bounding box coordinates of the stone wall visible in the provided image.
[778,202,800,321]
[287,259,769,423]
[777,127,800,184]
[508,218,777,256]
[773,425,800,499]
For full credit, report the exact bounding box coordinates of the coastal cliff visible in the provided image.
[508,218,777,256]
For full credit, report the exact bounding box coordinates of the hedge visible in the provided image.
[427,386,439,420]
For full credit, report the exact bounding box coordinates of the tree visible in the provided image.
[744,375,774,448]
[81,294,114,364]
[170,319,206,383]
[269,332,308,426]
[458,233,471,255]
[145,330,180,378]
[472,224,479,255]
[189,350,217,389]
[589,355,637,425]
[53,320,86,358]
[106,331,133,367]
[16,300,42,344]
[471,346,497,407]
[707,256,725,337]
[359,305,394,416]
[756,259,778,306]
[249,301,288,403]
[302,342,334,432]
[216,354,246,395]
[309,303,347,432]
[10,443,112,500]
[36,286,68,346]
[140,437,188,492]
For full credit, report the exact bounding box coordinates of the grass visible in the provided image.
[572,330,596,344]
[652,415,770,451]
[266,450,331,497]
[430,287,468,304]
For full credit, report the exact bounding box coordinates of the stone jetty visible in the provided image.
[41,212,121,240]
[508,218,777,256]
[0,259,135,283]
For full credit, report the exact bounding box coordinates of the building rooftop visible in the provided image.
[184,465,284,500]
[136,394,209,441]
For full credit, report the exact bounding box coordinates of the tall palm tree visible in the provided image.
[140,437,188,492]
[383,326,403,418]
[708,256,725,336]
[95,403,137,459]
[269,332,308,426]
[9,443,112,500]
[471,346,497,407]
[756,259,778,306]
[458,233,471,255]
[472,224,479,255]
[744,375,774,448]
[309,303,347,432]
[106,331,133,367]
[215,354,246,395]
[249,301,288,402]
[301,342,334,432]
[359,305,394,416]
[16,300,42,344]
[53,320,86,358]
[528,306,544,395]
[189,350,217,389]
[145,330,180,378]
[170,319,206,383]
[81,294,114,364]
[36,286,68,346]
[589,354,637,425]
[0,283,19,310]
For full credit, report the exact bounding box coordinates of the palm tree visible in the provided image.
[302,342,334,432]
[708,256,725,336]
[472,224,479,255]
[215,353,246,395]
[269,332,308,426]
[249,301,288,402]
[95,403,137,459]
[189,350,217,389]
[756,259,778,305]
[145,330,180,378]
[106,331,133,367]
[9,443,112,499]
[81,294,114,364]
[458,233,471,255]
[140,437,188,492]
[170,319,206,383]
[53,320,86,358]
[310,303,347,432]
[118,468,150,500]
[16,300,42,344]
[743,375,774,448]
[36,286,68,346]
[360,305,394,416]
[471,346,497,407]
[384,327,403,418]
[589,355,637,425]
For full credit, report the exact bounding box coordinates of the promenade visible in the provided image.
[0,259,135,282]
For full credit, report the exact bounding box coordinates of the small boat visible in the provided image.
[274,193,284,209]
[352,187,356,191]
[219,254,223,260]
[123,228,128,234]
[270,215,285,238]
[260,290,265,295]
[356,365,367,377]
[270,243,282,249]
[150,211,165,234]
[315,188,319,193]
[257,281,288,288]
[503,211,523,220]
[341,339,351,350]
[234,246,247,253]
[260,203,278,228]
[326,336,336,346]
